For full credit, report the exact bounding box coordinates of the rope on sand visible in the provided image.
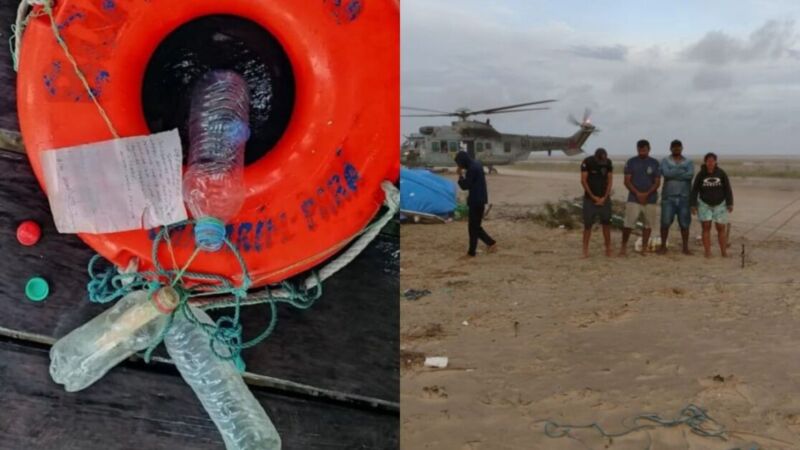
[543,404,736,448]
[737,194,800,241]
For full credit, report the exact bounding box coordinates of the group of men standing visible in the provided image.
[451,140,734,259]
[581,139,734,258]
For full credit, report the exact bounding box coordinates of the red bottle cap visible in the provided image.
[16,220,42,246]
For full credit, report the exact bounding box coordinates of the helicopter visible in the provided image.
[401,100,598,173]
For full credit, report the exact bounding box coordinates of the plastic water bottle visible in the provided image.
[165,306,281,449]
[49,287,180,392]
[183,70,251,252]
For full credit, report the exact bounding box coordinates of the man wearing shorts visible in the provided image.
[620,139,661,256]
[691,152,733,258]
[580,148,613,257]
[657,139,694,255]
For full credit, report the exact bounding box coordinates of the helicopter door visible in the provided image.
[464,140,476,158]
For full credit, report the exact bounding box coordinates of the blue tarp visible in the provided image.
[399,168,457,217]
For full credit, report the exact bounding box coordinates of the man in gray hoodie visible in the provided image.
[657,139,694,255]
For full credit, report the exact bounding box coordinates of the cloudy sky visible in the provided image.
[401,0,800,156]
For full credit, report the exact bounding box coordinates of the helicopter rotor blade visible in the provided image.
[583,108,592,124]
[401,113,460,118]
[474,107,550,115]
[568,114,582,126]
[468,99,557,116]
[401,106,453,114]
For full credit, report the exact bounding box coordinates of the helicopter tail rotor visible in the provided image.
[568,113,582,127]
[568,108,595,129]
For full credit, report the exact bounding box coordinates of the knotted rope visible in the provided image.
[87,182,399,369]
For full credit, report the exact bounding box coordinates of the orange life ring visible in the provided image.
[17,0,399,287]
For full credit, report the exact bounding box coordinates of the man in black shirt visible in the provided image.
[455,151,496,257]
[580,148,614,257]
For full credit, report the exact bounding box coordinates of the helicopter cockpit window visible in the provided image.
[504,141,512,153]
[448,141,458,152]
[431,141,440,152]
[477,142,484,152]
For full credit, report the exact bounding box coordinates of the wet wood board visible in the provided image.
[0,339,398,449]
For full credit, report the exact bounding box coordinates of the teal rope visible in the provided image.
[86,255,159,303]
[540,404,766,450]
[198,272,323,351]
[86,219,322,370]
[544,404,728,444]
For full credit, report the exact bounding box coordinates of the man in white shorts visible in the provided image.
[620,139,661,256]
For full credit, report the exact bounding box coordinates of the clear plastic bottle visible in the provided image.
[183,70,251,252]
[165,306,281,450]
[49,287,180,392]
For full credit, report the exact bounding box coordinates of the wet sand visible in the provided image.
[401,167,800,449]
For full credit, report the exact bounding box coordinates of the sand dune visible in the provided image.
[401,167,800,449]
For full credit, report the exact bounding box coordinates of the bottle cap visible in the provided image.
[25,277,49,302]
[16,220,42,246]
[194,217,226,252]
[151,286,180,314]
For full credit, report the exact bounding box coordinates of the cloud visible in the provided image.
[568,44,628,61]
[402,4,800,155]
[683,31,741,64]
[611,68,665,94]
[683,20,799,64]
[692,68,734,90]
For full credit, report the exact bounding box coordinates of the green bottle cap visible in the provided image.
[25,277,49,302]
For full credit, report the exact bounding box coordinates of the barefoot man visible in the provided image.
[691,152,733,257]
[580,148,614,257]
[657,139,694,255]
[620,139,661,256]
[455,150,497,257]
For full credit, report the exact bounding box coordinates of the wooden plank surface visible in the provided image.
[0,339,398,449]
[0,0,18,134]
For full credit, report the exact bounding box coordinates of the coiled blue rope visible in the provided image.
[544,404,727,440]
[543,404,767,449]
[86,219,322,370]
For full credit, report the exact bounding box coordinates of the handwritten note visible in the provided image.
[40,129,187,234]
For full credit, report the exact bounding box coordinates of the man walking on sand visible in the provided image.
[455,150,497,257]
[657,139,694,255]
[620,139,661,256]
[580,148,614,257]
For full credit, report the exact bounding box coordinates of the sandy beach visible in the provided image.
[400,164,800,449]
